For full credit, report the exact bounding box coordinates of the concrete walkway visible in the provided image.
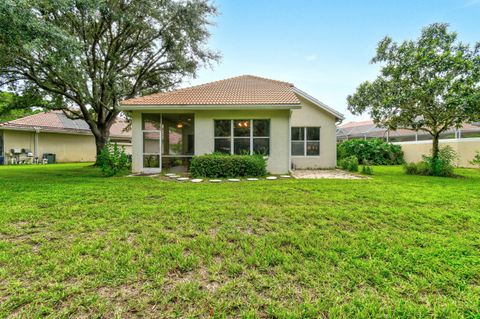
[293,169,364,179]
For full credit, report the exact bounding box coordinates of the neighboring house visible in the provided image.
[337,120,480,142]
[337,120,480,167]
[120,75,344,174]
[0,111,131,164]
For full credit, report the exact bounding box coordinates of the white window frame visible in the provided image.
[214,119,270,156]
[291,126,321,157]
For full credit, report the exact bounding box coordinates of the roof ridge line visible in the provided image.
[122,75,295,104]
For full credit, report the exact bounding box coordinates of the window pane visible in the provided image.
[307,127,320,140]
[234,138,251,155]
[167,126,183,155]
[291,127,304,141]
[291,141,304,156]
[253,138,269,155]
[214,120,231,137]
[143,132,160,153]
[143,155,160,168]
[306,142,320,156]
[253,120,270,137]
[214,138,231,154]
[142,114,161,130]
[162,113,194,155]
[234,120,250,137]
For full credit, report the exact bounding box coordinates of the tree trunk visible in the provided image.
[432,134,440,159]
[94,129,110,165]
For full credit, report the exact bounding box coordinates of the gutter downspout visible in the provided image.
[34,127,40,161]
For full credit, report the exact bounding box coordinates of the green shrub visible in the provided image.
[189,154,267,178]
[98,143,131,177]
[470,151,480,168]
[338,155,359,172]
[361,161,374,175]
[337,138,404,165]
[404,162,418,175]
[404,146,457,177]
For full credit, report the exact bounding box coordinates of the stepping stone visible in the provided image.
[209,179,222,183]
[177,177,189,181]
[191,179,203,183]
[227,178,240,182]
[168,175,179,179]
[266,176,278,180]
[165,173,176,176]
[280,175,291,178]
[247,178,259,181]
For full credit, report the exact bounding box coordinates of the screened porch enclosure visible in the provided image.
[142,113,194,172]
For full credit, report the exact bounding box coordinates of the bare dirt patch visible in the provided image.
[293,169,366,179]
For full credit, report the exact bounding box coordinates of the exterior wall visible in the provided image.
[3,130,35,163]
[131,109,291,174]
[290,96,338,169]
[37,132,96,162]
[2,129,131,163]
[396,138,480,168]
[195,109,290,174]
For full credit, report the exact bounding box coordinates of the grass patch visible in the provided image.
[0,163,479,318]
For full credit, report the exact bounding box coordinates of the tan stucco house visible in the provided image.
[0,111,131,164]
[120,75,344,174]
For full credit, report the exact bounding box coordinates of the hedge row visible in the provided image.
[337,138,404,165]
[189,154,267,178]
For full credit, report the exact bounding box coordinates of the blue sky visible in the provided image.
[186,0,480,122]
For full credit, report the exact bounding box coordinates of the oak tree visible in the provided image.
[0,0,219,160]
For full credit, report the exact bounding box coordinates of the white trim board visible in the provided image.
[119,104,301,111]
[292,87,344,121]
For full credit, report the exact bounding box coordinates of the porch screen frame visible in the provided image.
[142,113,162,172]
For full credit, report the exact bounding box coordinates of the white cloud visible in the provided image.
[305,54,318,61]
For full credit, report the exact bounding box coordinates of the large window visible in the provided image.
[214,120,270,155]
[291,127,320,156]
[141,113,195,170]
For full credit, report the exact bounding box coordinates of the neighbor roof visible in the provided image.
[121,75,300,106]
[337,120,480,139]
[0,111,131,139]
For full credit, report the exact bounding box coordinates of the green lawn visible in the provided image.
[0,164,479,318]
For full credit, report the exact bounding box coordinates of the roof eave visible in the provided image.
[292,88,344,121]
[0,125,131,140]
[119,103,302,111]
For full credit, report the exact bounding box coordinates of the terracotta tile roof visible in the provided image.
[0,111,131,139]
[339,120,374,129]
[121,75,301,105]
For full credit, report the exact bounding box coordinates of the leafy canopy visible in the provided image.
[0,0,219,153]
[0,91,44,123]
[347,23,480,145]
